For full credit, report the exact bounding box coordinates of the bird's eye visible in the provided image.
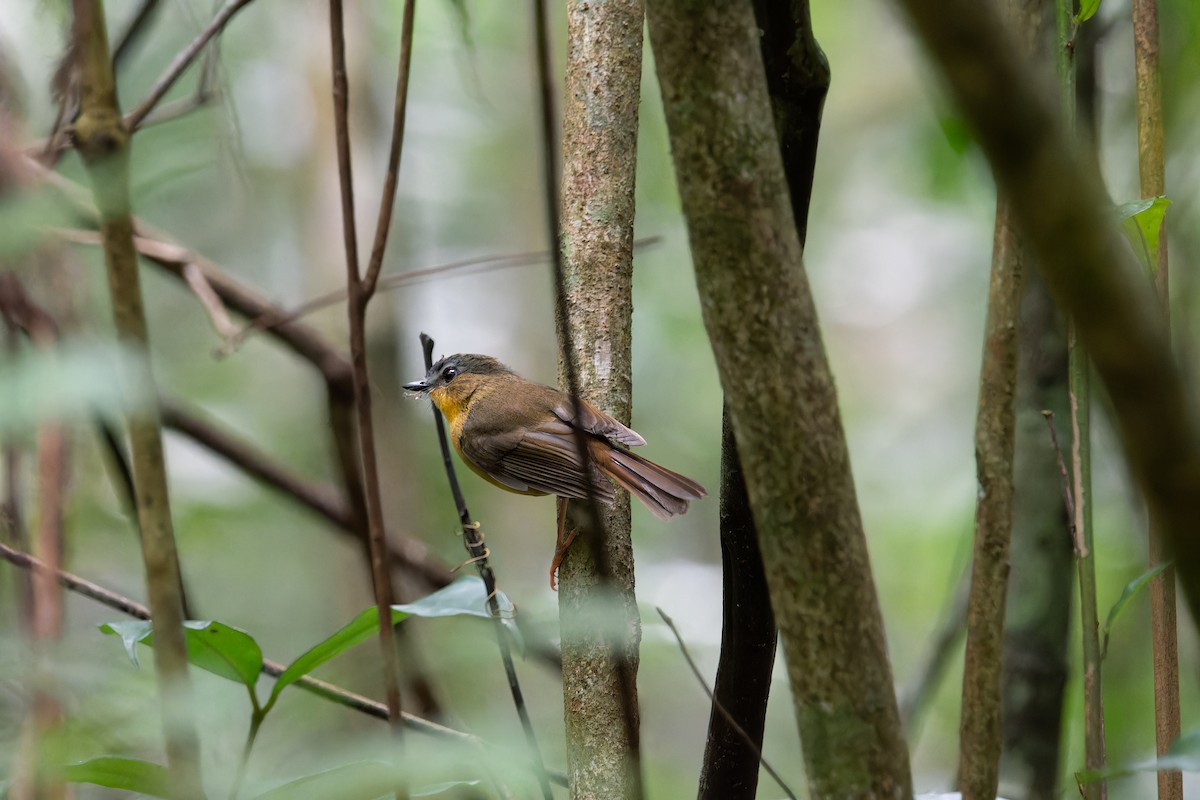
[441,366,458,381]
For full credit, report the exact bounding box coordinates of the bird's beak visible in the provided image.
[403,379,430,393]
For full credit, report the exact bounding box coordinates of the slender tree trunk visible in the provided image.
[698,5,829,796]
[557,2,645,798]
[646,2,912,797]
[893,0,1200,642]
[959,195,1025,800]
[71,2,204,797]
[1000,264,1072,800]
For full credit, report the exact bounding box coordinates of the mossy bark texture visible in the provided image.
[556,1,645,798]
[646,3,912,797]
[71,2,204,798]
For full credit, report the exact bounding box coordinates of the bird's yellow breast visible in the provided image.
[428,375,547,496]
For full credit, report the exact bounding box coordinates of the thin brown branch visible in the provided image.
[327,0,406,750]
[158,399,453,590]
[112,0,162,70]
[363,0,416,297]
[181,262,239,343]
[124,0,255,131]
[0,540,546,766]
[222,238,660,352]
[657,608,797,800]
[47,223,355,389]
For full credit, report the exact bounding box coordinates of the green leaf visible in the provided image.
[392,575,497,619]
[1078,728,1200,781]
[414,780,483,797]
[1156,728,1200,771]
[247,761,401,800]
[1118,195,1171,274]
[395,575,522,655]
[266,607,411,709]
[100,620,155,668]
[0,187,75,259]
[62,756,170,798]
[265,576,511,709]
[1075,0,1102,22]
[1101,561,1172,659]
[101,620,263,687]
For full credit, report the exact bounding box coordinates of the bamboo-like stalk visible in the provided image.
[1056,4,1107,797]
[69,2,204,797]
[1132,3,1181,798]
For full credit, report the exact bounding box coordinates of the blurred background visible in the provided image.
[2,0,1200,796]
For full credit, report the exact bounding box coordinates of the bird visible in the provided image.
[404,353,706,585]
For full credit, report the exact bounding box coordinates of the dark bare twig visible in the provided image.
[327,0,406,754]
[657,608,797,800]
[112,0,163,70]
[221,239,667,353]
[159,399,453,590]
[124,0,255,131]
[419,333,553,800]
[1041,411,1081,554]
[363,0,417,297]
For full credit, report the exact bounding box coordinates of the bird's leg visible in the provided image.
[550,498,579,590]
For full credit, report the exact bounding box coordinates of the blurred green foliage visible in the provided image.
[1,0,1198,797]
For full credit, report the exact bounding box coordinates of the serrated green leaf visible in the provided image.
[1101,561,1172,659]
[62,756,170,798]
[1118,195,1171,274]
[1075,0,1101,22]
[101,620,263,687]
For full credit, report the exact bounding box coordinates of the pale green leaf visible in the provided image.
[1118,195,1171,274]
[1101,561,1172,659]
[1075,0,1101,22]
[62,756,170,798]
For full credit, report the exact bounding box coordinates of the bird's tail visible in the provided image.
[595,445,707,521]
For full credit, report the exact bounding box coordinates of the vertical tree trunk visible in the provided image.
[557,2,645,798]
[959,197,1025,800]
[71,3,204,797]
[699,4,829,796]
[646,2,913,797]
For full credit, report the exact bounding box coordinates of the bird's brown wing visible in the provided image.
[460,416,616,502]
[553,398,646,447]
